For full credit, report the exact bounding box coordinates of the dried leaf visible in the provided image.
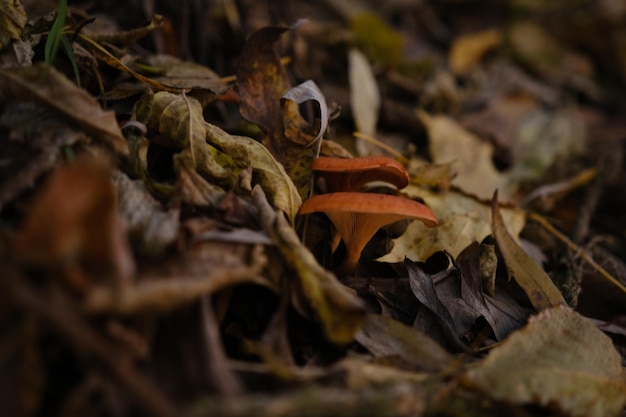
[462,306,626,417]
[139,91,239,189]
[0,64,128,156]
[0,0,27,50]
[15,157,135,292]
[237,25,292,133]
[112,170,180,257]
[379,186,525,262]
[448,29,503,75]
[236,22,323,199]
[356,313,453,373]
[418,110,514,201]
[206,123,302,223]
[349,48,380,155]
[492,192,566,310]
[253,186,365,345]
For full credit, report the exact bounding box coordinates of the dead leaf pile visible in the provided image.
[1,1,626,416]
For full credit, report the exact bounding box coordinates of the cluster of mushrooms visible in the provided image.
[298,156,438,274]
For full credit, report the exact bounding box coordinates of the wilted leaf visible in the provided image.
[462,306,626,417]
[379,186,525,262]
[112,170,180,257]
[448,29,503,75]
[0,64,128,156]
[236,22,324,199]
[0,0,27,50]
[355,313,453,373]
[349,48,380,155]
[236,25,292,133]
[15,157,135,292]
[206,123,302,222]
[350,12,405,68]
[253,186,365,344]
[492,192,566,310]
[138,91,240,189]
[418,109,514,200]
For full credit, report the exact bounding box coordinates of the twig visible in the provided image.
[529,212,626,296]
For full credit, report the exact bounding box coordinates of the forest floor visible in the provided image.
[1,1,626,416]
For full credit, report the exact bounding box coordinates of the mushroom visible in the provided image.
[299,192,437,274]
[311,156,410,193]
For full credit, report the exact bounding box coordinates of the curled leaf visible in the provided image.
[492,191,566,311]
[206,123,302,222]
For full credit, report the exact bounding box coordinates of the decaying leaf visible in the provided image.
[0,0,27,50]
[355,313,453,373]
[448,28,503,75]
[140,91,239,189]
[349,48,380,155]
[492,192,566,311]
[378,186,525,262]
[253,186,365,344]
[418,109,514,200]
[14,157,135,292]
[462,306,626,417]
[112,170,180,257]
[206,123,302,222]
[0,64,128,156]
[236,22,327,199]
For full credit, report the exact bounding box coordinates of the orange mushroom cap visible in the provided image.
[311,156,410,192]
[299,192,437,273]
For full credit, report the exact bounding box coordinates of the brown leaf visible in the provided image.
[252,186,365,345]
[0,0,27,50]
[448,29,503,75]
[462,306,626,417]
[492,192,566,310]
[236,22,324,199]
[356,313,453,373]
[0,64,129,156]
[15,156,135,292]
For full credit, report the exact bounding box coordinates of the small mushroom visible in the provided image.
[311,156,410,193]
[299,192,437,274]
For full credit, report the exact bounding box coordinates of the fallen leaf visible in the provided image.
[15,156,135,292]
[461,306,626,417]
[0,0,26,50]
[349,48,380,155]
[355,313,453,373]
[206,123,302,223]
[448,28,503,75]
[0,64,128,156]
[112,170,180,257]
[492,192,566,310]
[253,186,365,345]
[236,22,324,199]
[378,186,525,262]
[141,91,240,189]
[418,109,514,200]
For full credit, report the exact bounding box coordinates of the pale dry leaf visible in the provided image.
[448,28,503,75]
[378,186,525,262]
[349,48,380,156]
[462,306,626,417]
[418,109,514,200]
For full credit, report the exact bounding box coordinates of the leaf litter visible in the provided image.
[1,1,626,416]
